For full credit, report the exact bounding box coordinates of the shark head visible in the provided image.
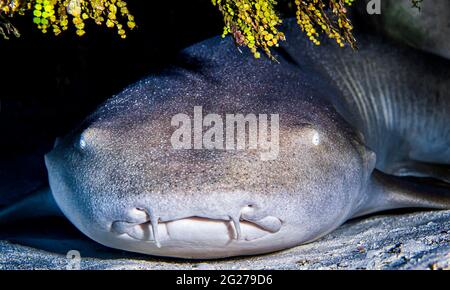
[44,39,376,258]
[44,93,375,259]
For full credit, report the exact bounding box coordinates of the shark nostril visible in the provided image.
[241,204,257,216]
[130,207,149,221]
[110,207,149,234]
[239,204,283,234]
[111,207,162,247]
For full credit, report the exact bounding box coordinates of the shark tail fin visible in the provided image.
[352,170,450,218]
[0,187,62,224]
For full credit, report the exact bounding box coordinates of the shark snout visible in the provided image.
[110,205,283,248]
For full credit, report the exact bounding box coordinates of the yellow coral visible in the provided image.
[212,0,286,60]
[295,0,356,49]
[0,0,136,38]
[213,0,357,59]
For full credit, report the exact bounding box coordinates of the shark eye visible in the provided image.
[295,122,322,146]
[76,127,106,151]
[78,134,87,150]
[311,131,320,145]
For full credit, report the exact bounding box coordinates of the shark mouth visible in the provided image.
[110,209,283,248]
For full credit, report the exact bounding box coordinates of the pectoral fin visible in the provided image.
[352,170,450,218]
[391,160,450,184]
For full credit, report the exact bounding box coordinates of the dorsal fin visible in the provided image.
[0,187,62,224]
[353,170,450,218]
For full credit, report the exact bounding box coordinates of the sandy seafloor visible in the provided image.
[0,210,448,270]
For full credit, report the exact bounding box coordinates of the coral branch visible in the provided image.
[0,0,135,39]
[213,0,357,59]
